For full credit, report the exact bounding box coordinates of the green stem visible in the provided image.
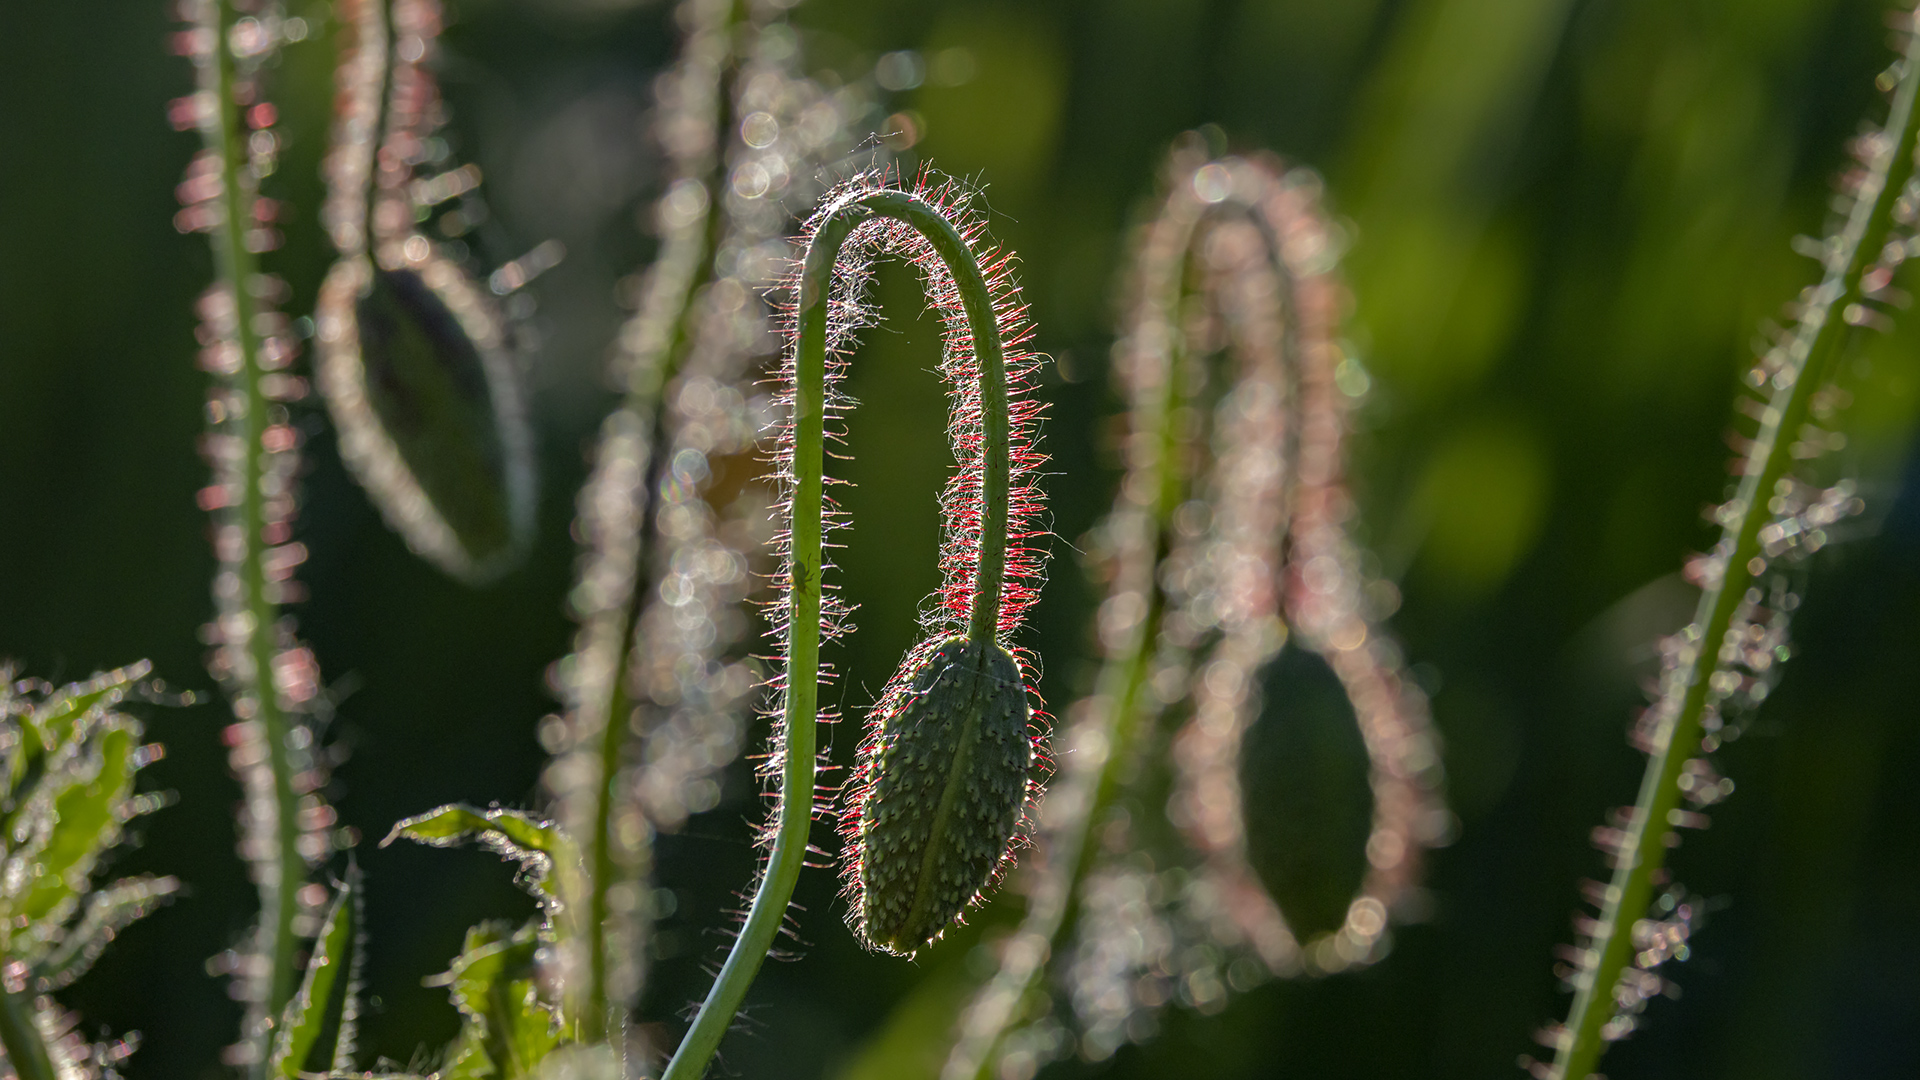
[0,976,54,1080]
[575,170,713,1044]
[661,187,1013,1080]
[200,0,302,1047]
[578,662,629,1042]
[569,0,735,1034]
[947,175,1236,1078]
[1552,27,1920,1080]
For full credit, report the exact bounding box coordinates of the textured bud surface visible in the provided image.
[857,636,1031,954]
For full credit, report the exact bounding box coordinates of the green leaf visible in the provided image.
[269,868,363,1079]
[6,662,149,804]
[33,875,181,991]
[21,661,149,757]
[383,805,569,910]
[433,921,561,1079]
[17,724,137,923]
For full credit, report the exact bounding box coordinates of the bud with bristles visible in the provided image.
[313,0,538,586]
[658,169,1048,1080]
[856,636,1031,954]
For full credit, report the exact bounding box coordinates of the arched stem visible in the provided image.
[1551,23,1920,1079]
[660,187,1013,1080]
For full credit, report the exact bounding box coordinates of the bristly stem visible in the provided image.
[660,186,1014,1080]
[555,0,733,1039]
[943,169,1189,1079]
[1551,22,1920,1080]
[197,0,303,1039]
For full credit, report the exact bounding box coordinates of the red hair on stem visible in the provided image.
[660,167,1048,1079]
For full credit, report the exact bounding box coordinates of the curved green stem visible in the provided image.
[661,187,1013,1080]
[1552,26,1920,1079]
[199,0,302,1048]
[945,237,1187,1079]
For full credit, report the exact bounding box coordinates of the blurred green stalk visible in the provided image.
[0,971,55,1080]
[1552,18,1920,1079]
[195,0,303,1058]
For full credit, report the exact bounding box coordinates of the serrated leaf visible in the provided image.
[433,921,561,1079]
[22,662,150,757]
[383,805,569,910]
[6,662,149,806]
[17,723,137,923]
[270,868,363,1079]
[33,875,181,990]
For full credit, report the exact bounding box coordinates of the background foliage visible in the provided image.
[2,0,1916,1077]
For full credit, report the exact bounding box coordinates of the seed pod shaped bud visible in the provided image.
[1240,645,1373,941]
[856,635,1031,954]
[316,255,536,584]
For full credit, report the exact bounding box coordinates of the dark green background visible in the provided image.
[2,1,1916,1077]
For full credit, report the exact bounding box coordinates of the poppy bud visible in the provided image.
[1239,645,1374,941]
[854,635,1031,954]
[315,253,536,584]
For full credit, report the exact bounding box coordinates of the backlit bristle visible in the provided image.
[947,146,1443,1079]
[776,170,1051,954]
[1547,13,1920,1075]
[175,0,342,1056]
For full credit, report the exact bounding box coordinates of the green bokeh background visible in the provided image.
[2,1,1917,1077]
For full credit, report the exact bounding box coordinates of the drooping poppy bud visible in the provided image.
[853,635,1032,954]
[1239,644,1375,942]
[315,252,536,584]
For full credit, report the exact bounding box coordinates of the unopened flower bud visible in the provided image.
[854,635,1031,954]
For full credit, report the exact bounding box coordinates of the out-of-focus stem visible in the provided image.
[1552,22,1920,1079]
[0,971,55,1080]
[944,176,1194,1080]
[198,0,302,1048]
[563,0,732,1038]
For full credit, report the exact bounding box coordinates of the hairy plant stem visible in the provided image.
[0,971,54,1080]
[1552,27,1920,1080]
[565,0,735,1037]
[573,121,712,1049]
[579,174,730,1039]
[946,257,1186,1079]
[199,0,302,1047]
[661,188,1013,1080]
